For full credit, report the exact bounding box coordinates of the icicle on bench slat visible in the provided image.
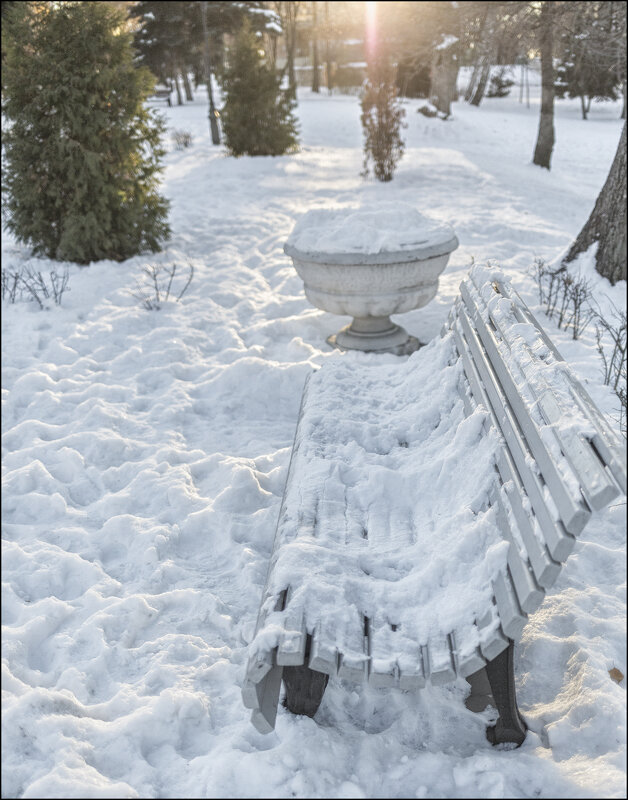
[242,265,625,747]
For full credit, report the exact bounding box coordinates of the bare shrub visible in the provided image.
[1,263,70,308]
[529,258,594,339]
[593,302,627,436]
[172,129,193,150]
[131,262,194,310]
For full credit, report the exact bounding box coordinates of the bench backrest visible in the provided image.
[449,265,625,644]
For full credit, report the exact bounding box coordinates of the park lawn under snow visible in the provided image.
[1,80,626,799]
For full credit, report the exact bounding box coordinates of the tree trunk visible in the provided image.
[580,93,587,120]
[431,47,459,118]
[182,70,193,102]
[622,81,626,119]
[465,56,481,102]
[311,0,319,92]
[200,0,220,144]
[563,123,626,284]
[470,58,490,106]
[325,1,333,94]
[173,72,183,105]
[533,2,555,169]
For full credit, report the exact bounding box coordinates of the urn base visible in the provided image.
[327,316,421,355]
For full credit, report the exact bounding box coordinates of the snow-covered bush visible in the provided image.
[487,67,515,98]
[1,2,170,264]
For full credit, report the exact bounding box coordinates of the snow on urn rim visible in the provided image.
[283,203,459,265]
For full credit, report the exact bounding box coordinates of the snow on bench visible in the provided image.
[242,264,626,746]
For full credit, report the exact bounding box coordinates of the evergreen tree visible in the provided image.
[2,1,170,264]
[220,21,299,157]
[360,53,406,182]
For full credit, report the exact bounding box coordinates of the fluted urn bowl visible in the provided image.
[284,204,459,355]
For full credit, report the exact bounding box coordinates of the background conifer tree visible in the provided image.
[361,53,406,182]
[2,1,170,265]
[220,20,299,157]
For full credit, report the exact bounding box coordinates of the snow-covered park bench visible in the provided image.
[150,83,172,106]
[242,264,626,747]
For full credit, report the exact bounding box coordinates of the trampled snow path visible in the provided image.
[2,85,626,798]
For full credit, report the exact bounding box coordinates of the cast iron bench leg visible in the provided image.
[282,638,329,717]
[482,639,527,747]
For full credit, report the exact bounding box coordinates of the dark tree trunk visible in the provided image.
[533,2,555,169]
[431,47,459,118]
[563,123,627,284]
[311,0,319,92]
[465,56,481,102]
[182,70,193,102]
[470,58,490,106]
[580,94,587,120]
[173,72,183,105]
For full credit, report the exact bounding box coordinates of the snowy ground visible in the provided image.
[2,80,626,799]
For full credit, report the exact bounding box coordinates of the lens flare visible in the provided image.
[365,1,377,61]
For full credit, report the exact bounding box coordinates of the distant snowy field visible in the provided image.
[2,79,626,799]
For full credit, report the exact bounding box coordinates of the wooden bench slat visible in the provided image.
[461,281,590,535]
[309,619,338,675]
[492,570,527,640]
[453,317,563,589]
[454,312,576,561]
[427,635,457,685]
[249,665,284,734]
[494,280,626,494]
[276,592,307,666]
[490,487,544,614]
[398,646,427,689]
[476,605,509,662]
[451,628,486,677]
[496,450,562,590]
[337,609,369,682]
[469,276,619,512]
[368,614,400,688]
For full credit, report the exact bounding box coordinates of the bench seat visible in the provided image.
[242,264,626,744]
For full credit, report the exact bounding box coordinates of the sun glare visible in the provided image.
[365,1,377,60]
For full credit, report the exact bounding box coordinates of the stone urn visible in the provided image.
[284,203,459,355]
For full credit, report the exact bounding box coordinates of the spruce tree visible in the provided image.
[361,53,406,182]
[220,21,299,157]
[2,2,170,264]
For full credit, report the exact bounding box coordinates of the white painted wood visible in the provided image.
[455,312,577,561]
[427,634,457,685]
[469,277,619,512]
[250,664,284,734]
[398,646,426,690]
[276,599,307,667]
[460,281,590,535]
[368,614,399,688]
[476,606,510,662]
[309,619,338,675]
[537,389,618,511]
[490,487,544,615]
[453,318,562,588]
[337,610,369,682]
[451,628,486,678]
[492,570,527,640]
[495,279,626,494]
[495,449,561,590]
